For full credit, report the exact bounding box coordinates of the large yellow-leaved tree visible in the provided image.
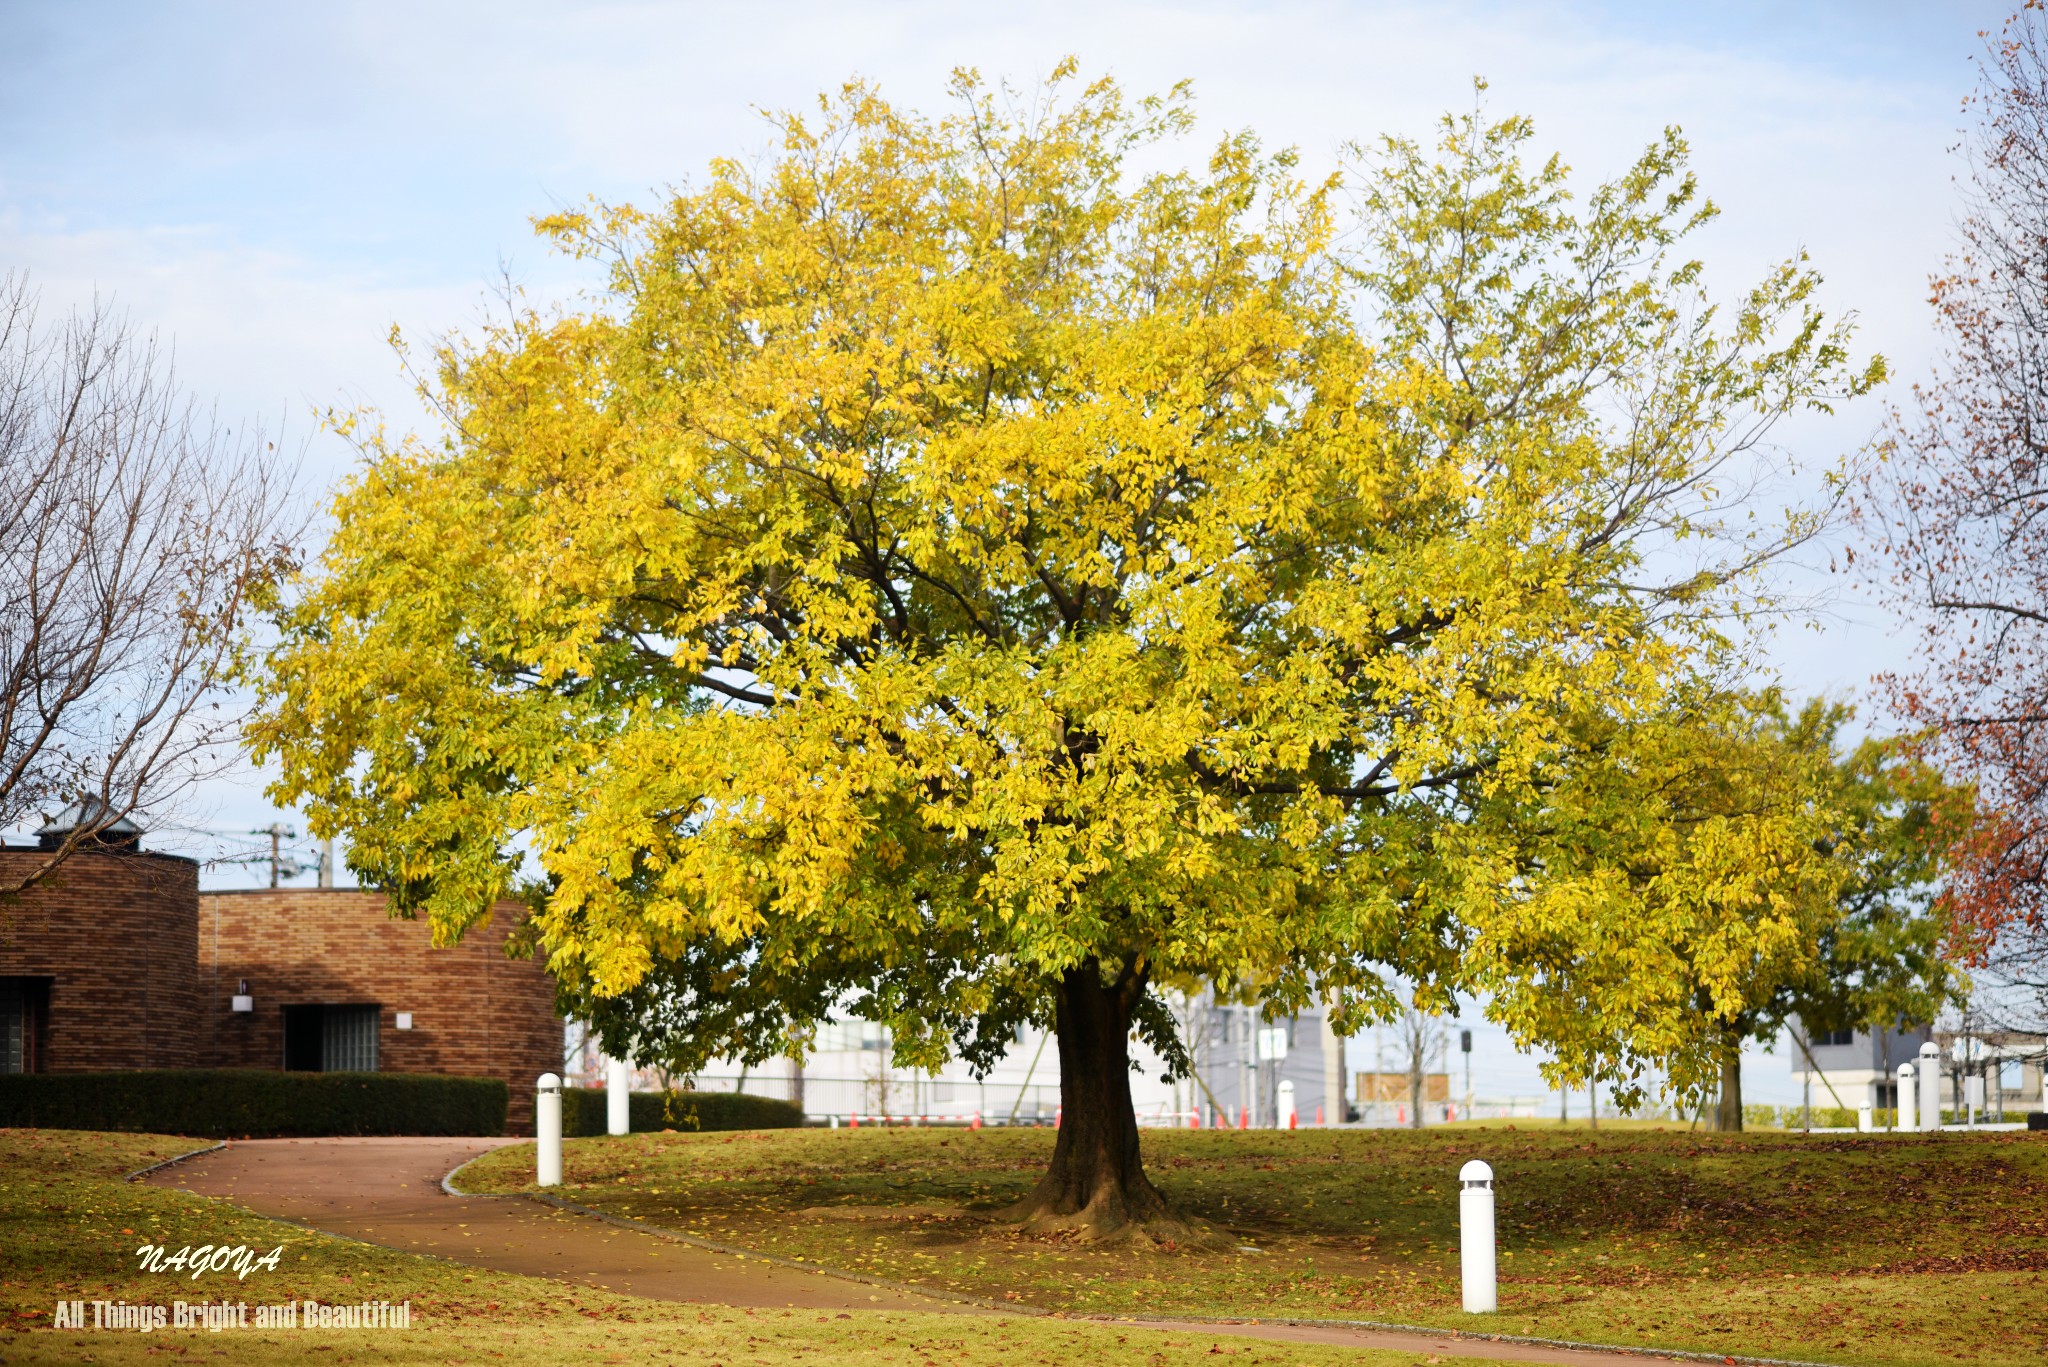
[251,69,1881,1238]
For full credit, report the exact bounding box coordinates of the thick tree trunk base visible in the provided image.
[1712,1050,1744,1133]
[1001,962,1224,1249]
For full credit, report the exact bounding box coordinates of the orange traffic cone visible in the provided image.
[1315,1105,1325,1126]
[970,1113,982,1130]
[850,1113,859,1128]
[1239,1105,1250,1130]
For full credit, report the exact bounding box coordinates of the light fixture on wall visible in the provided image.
[395,1012,414,1030]
[231,979,253,1013]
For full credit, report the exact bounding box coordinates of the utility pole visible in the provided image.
[1240,1005,1253,1127]
[252,823,295,888]
[319,836,335,888]
[1460,1028,1473,1120]
[1800,1025,1812,1132]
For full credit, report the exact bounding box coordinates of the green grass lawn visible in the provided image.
[0,1128,1488,1366]
[461,1123,2048,1367]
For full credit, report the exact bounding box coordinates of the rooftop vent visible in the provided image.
[36,799,144,853]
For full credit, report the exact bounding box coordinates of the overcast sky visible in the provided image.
[0,0,2013,1102]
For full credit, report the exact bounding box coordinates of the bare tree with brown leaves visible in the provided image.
[0,271,298,897]
[1862,7,2048,956]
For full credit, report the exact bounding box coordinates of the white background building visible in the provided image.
[571,994,1358,1128]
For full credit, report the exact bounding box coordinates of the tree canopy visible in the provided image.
[251,68,1883,1234]
[1502,693,1971,1129]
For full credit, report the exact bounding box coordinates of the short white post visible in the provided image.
[1856,1103,1872,1133]
[1918,1042,1942,1131]
[1896,1062,1916,1132]
[536,1072,563,1187]
[606,1056,631,1136]
[1459,1159,1497,1314]
[1278,1079,1297,1130]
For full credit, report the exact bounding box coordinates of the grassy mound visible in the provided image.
[464,1123,2048,1366]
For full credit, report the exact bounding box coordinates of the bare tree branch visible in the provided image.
[0,272,301,899]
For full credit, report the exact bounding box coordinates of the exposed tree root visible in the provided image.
[1001,1187,1225,1249]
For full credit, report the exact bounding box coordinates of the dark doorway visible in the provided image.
[0,977,51,1073]
[282,1005,322,1071]
[282,1004,380,1072]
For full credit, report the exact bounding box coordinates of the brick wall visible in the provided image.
[199,890,563,1127]
[0,849,200,1072]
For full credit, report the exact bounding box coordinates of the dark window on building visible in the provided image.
[1813,1027,1856,1048]
[0,978,51,1074]
[323,1005,378,1071]
[281,1004,380,1073]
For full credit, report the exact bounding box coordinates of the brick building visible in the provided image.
[1,814,561,1127]
[0,819,199,1074]
[202,889,563,1126]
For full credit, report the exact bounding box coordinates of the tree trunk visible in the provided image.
[1713,1048,1744,1132]
[1006,962,1192,1243]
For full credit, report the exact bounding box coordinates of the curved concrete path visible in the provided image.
[147,1136,943,1311]
[147,1137,1737,1366]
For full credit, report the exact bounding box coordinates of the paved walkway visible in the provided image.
[147,1137,1715,1366]
[147,1136,942,1311]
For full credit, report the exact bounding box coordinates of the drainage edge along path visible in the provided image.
[148,1137,1842,1367]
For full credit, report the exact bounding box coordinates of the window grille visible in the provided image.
[321,1005,380,1072]
[1,985,24,1074]
[0,979,49,1074]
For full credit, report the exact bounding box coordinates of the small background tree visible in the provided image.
[1380,996,1447,1130]
[1710,701,1971,1129]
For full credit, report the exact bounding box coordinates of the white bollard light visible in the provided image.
[1896,1062,1916,1133]
[536,1072,563,1187]
[1918,1042,1942,1132]
[1856,1103,1872,1133]
[606,1056,631,1137]
[1459,1159,1497,1314]
[1278,1079,1297,1130]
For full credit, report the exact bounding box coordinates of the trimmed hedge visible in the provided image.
[1745,1104,1900,1130]
[0,1070,507,1138]
[560,1087,803,1136]
[1749,1103,2048,1130]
